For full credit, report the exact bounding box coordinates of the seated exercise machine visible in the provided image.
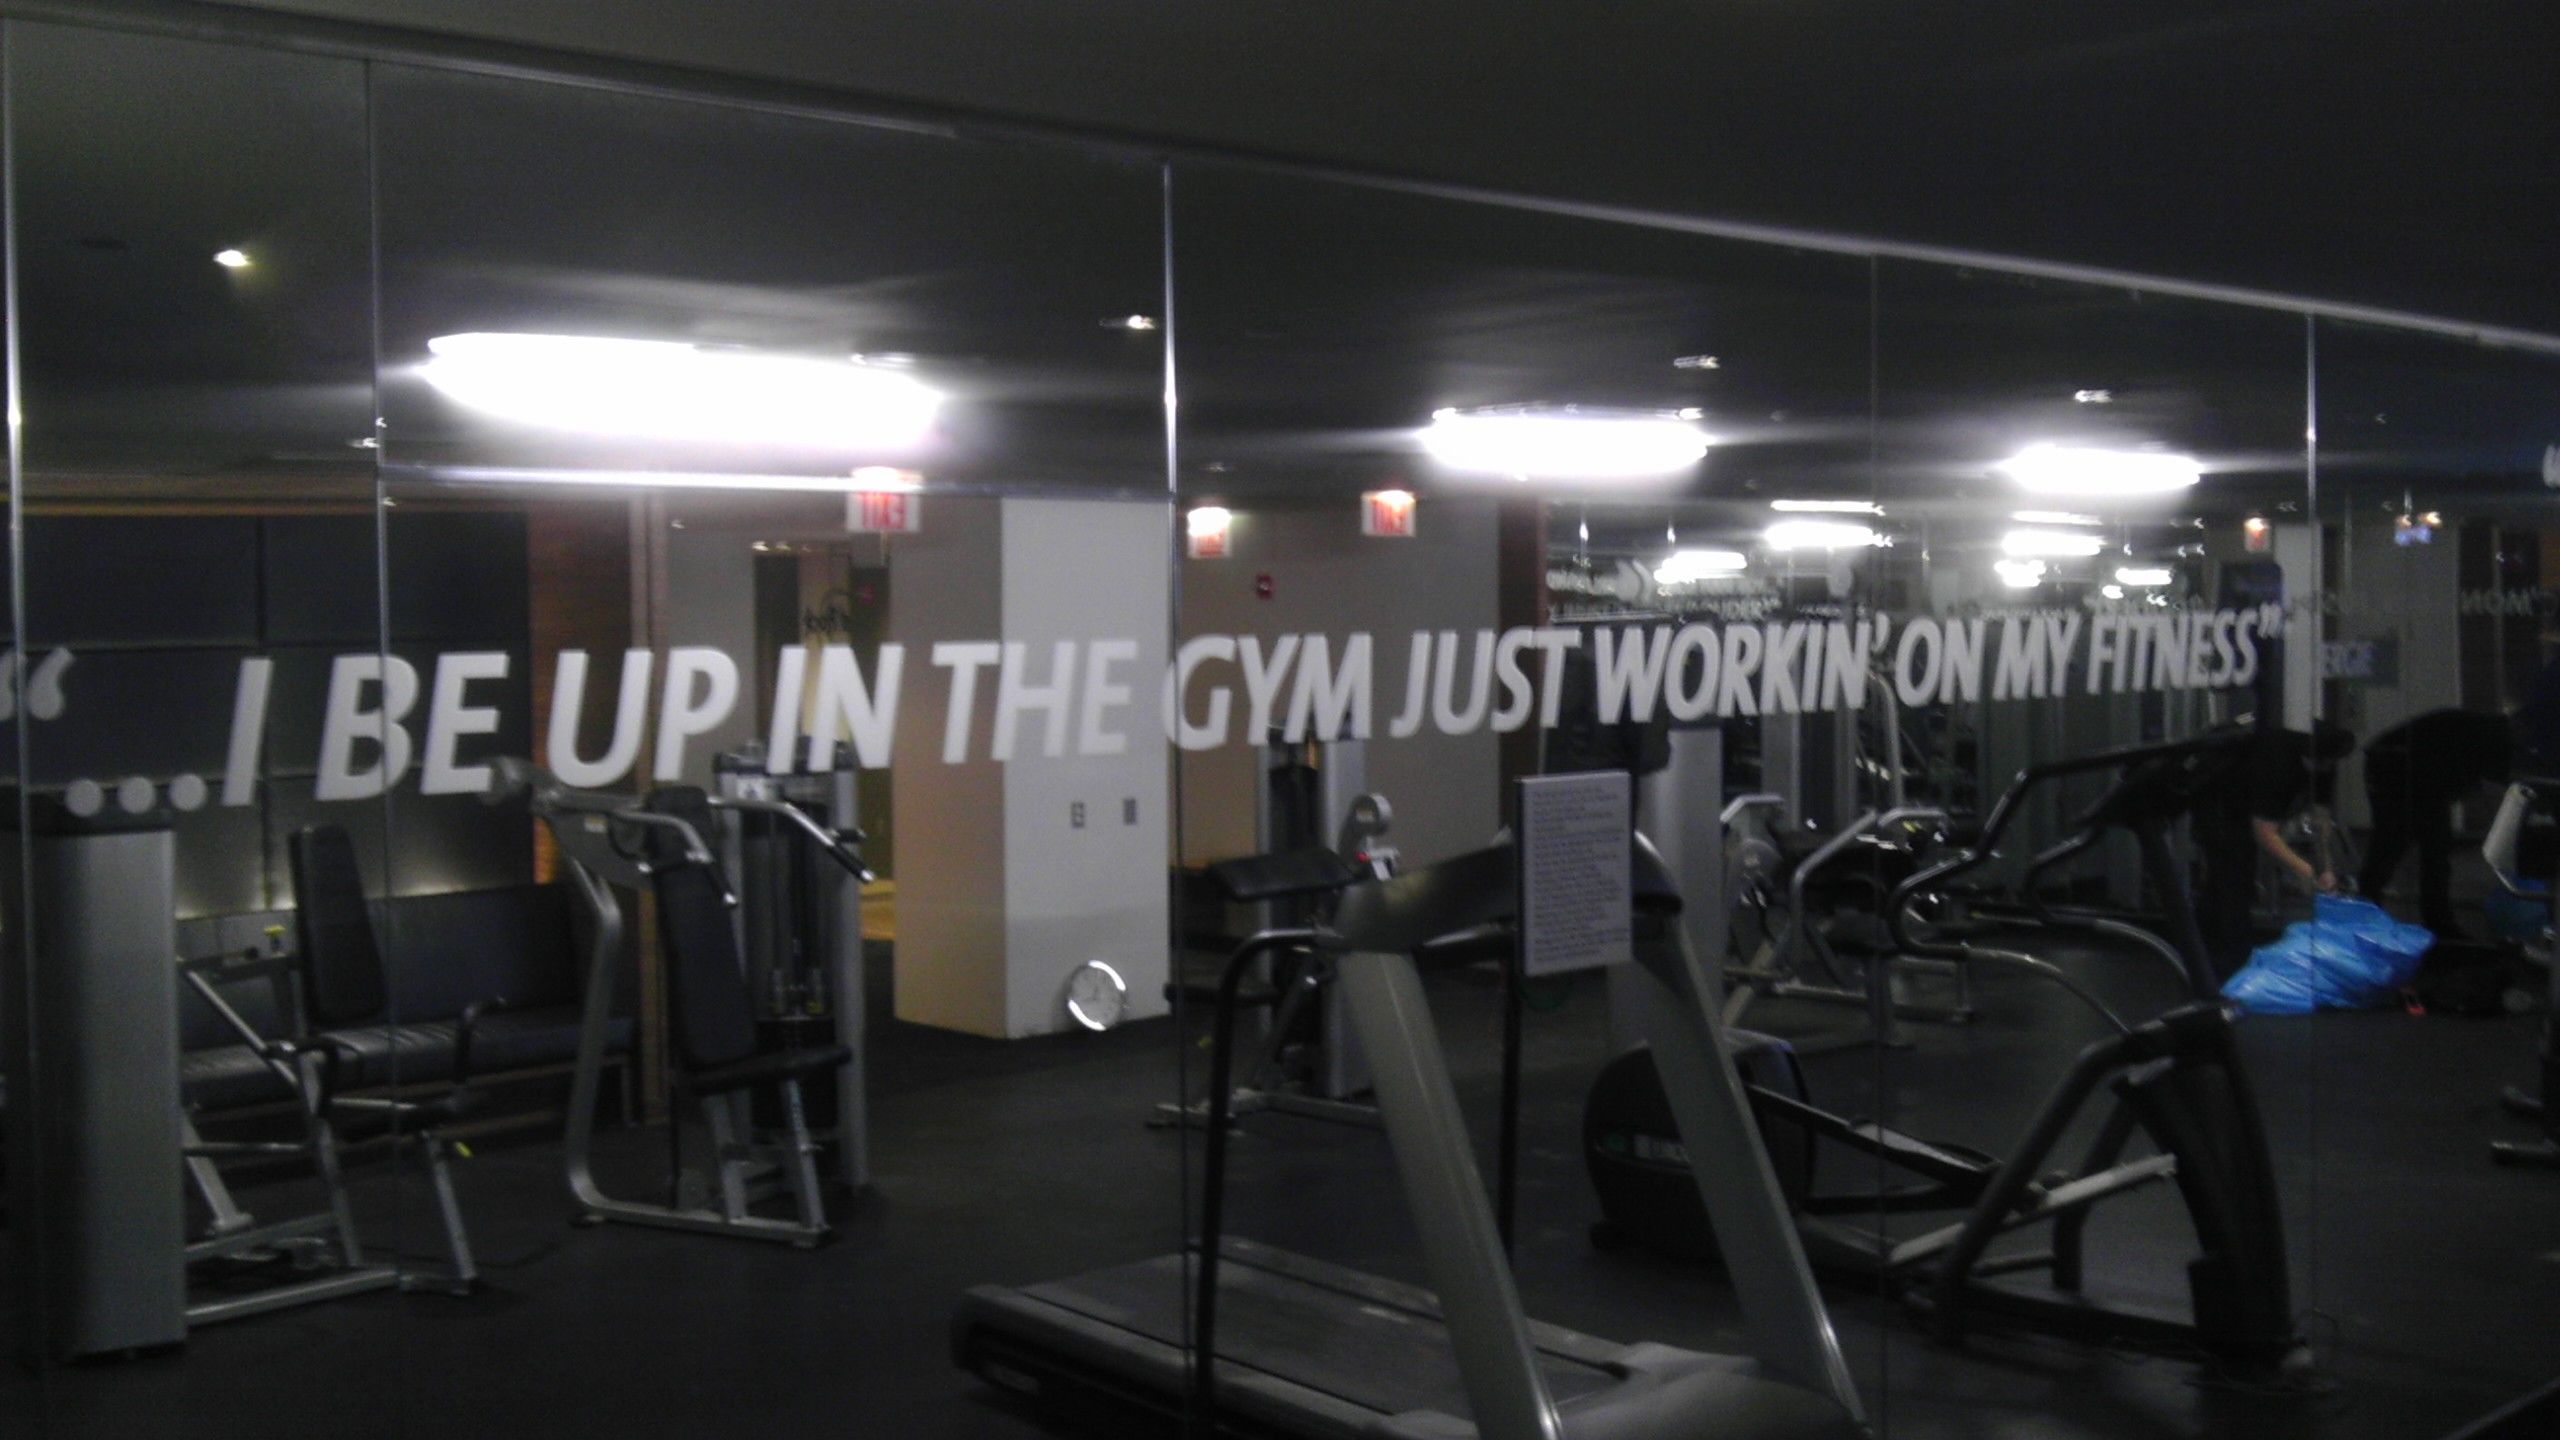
[491,758,868,1247]
[958,836,1867,1439]
[1588,734,2309,1379]
[3,801,481,1362]
[2482,777,2560,1170]
[1157,731,1397,1130]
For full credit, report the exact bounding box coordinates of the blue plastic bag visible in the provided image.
[2221,894,2434,1015]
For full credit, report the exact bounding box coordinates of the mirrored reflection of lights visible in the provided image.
[2115,566,2174,586]
[213,248,252,269]
[1994,558,2048,589]
[2012,509,2099,526]
[1764,519,1883,551]
[420,333,943,449]
[1652,548,1748,584]
[850,466,923,491]
[1996,444,2201,497]
[1419,407,1710,480]
[1770,499,1883,514]
[2000,527,2105,558]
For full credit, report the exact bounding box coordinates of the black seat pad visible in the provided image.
[685,1043,852,1097]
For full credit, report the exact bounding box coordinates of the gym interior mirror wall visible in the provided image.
[1873,258,2324,1435]
[1,19,394,1420]
[1160,160,1891,1435]
[2303,318,2560,1426]
[368,62,1174,1436]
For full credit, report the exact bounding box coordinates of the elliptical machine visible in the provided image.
[1587,733,2309,1378]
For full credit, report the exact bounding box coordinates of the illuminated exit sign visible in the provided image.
[848,489,921,533]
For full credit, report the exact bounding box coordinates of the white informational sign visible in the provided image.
[1516,771,1633,977]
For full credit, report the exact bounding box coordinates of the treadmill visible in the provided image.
[955,837,1867,1439]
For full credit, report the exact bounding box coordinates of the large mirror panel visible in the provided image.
[1160,163,1889,1437]
[0,19,391,1433]
[1870,260,2321,1436]
[369,62,1177,1436]
[2305,318,2560,1431]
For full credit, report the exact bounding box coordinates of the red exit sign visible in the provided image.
[848,489,921,533]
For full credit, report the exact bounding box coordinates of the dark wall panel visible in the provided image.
[18,515,260,646]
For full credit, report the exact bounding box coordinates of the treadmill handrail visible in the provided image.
[1885,732,2245,958]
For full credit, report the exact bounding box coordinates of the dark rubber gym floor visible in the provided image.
[3,934,2553,1438]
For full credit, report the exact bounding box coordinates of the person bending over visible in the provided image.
[2357,707,2515,936]
[2196,721,2355,978]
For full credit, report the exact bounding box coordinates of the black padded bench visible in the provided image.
[178,882,631,1118]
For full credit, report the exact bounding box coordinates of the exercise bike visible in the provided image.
[2482,776,2560,1170]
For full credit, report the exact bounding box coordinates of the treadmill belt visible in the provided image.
[1023,1248,1621,1420]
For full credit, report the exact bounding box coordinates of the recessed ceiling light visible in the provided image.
[213,248,252,269]
[1420,406,1709,480]
[1996,444,2201,497]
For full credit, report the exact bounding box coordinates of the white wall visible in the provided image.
[661,528,762,787]
[1177,498,1503,869]
[887,498,1010,1035]
[998,498,1172,1036]
[889,496,1173,1038]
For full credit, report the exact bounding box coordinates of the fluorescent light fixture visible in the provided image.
[1106,314,1158,331]
[1994,558,2047,589]
[420,333,943,450]
[2012,509,2100,526]
[213,248,251,269]
[2073,389,2113,404]
[2101,583,2126,600]
[1653,548,1748,584]
[2001,528,2105,558]
[1770,499,1883,514]
[1672,354,1720,370]
[1764,519,1882,551]
[2114,565,2174,586]
[1997,444,2201,497]
[850,466,923,491]
[1420,406,1709,480]
[396,465,914,493]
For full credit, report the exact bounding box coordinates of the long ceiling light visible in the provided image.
[1769,499,1883,514]
[1653,548,1748,584]
[2115,565,2175,586]
[1996,444,2201,497]
[1765,518,1882,551]
[1420,406,1709,480]
[421,333,944,450]
[2000,527,2106,558]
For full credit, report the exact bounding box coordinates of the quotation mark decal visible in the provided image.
[0,647,72,721]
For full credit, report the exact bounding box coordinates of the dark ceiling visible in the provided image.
[8,5,2555,530]
[178,0,2560,336]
